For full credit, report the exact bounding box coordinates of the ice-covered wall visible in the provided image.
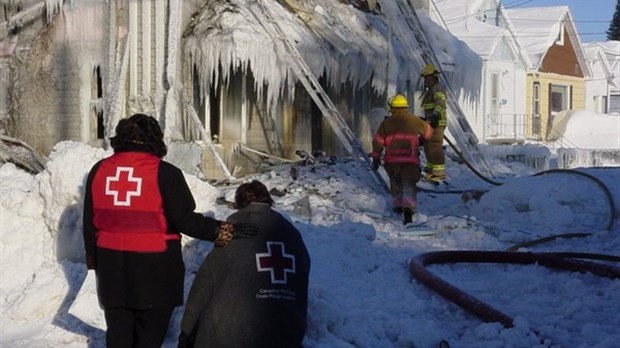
[481,144,550,171]
[557,148,620,169]
[8,1,106,154]
[183,0,482,112]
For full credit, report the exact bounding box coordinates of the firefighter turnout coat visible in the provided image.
[371,108,432,166]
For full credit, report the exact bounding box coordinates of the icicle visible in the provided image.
[183,0,486,121]
[59,1,106,46]
[164,0,182,141]
[166,0,180,85]
[105,32,130,140]
[45,0,65,22]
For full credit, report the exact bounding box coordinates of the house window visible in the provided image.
[220,69,245,143]
[188,65,220,143]
[610,94,620,115]
[532,82,540,116]
[601,95,608,114]
[0,62,9,123]
[555,23,565,46]
[209,83,220,142]
[532,82,541,138]
[490,72,500,117]
[476,0,503,27]
[550,85,569,113]
[92,66,104,139]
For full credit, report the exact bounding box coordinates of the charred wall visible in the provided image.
[9,6,105,155]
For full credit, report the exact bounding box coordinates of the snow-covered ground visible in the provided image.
[1,127,619,348]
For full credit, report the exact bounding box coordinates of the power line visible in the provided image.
[510,18,610,24]
[504,0,536,9]
[436,4,611,26]
[456,32,609,39]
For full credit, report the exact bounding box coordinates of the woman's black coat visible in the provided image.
[180,203,311,348]
[83,153,221,309]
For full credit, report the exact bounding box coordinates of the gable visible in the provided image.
[490,37,515,62]
[540,24,583,77]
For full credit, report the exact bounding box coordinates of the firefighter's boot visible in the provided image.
[403,207,413,225]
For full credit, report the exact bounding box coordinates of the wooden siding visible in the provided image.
[524,72,585,139]
[540,25,583,78]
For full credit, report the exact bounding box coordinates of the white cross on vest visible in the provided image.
[105,167,142,206]
[256,241,296,284]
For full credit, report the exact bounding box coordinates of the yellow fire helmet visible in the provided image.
[420,63,439,77]
[388,94,409,108]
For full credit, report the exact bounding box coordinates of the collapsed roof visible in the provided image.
[183,0,482,107]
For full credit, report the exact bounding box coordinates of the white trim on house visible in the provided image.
[430,0,529,143]
[584,43,615,113]
[505,6,591,78]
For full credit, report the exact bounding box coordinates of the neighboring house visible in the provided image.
[421,0,530,144]
[584,41,620,115]
[505,6,591,141]
[1,0,483,179]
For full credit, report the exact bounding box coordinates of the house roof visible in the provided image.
[433,0,503,57]
[592,40,620,54]
[432,0,530,69]
[585,41,620,88]
[505,6,590,76]
[183,0,482,106]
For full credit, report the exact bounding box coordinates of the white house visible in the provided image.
[584,41,620,115]
[416,0,529,144]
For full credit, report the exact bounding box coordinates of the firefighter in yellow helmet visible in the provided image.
[370,94,433,225]
[420,63,447,182]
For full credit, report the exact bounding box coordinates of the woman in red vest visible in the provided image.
[82,113,256,348]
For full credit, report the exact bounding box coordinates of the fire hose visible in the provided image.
[425,138,618,249]
[409,250,620,345]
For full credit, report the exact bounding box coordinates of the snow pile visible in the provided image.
[561,111,620,149]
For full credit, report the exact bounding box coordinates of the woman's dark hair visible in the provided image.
[110,113,167,158]
[234,180,274,209]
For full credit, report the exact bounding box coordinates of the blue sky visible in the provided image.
[504,0,617,42]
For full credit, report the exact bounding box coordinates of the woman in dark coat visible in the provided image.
[179,180,311,348]
[82,113,256,348]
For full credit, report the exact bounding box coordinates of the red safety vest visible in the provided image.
[91,152,180,252]
[373,132,421,165]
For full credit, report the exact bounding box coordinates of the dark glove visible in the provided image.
[430,111,440,129]
[371,158,380,171]
[86,255,96,270]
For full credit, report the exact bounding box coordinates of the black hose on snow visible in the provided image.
[443,136,503,186]
[409,250,620,345]
[533,169,617,231]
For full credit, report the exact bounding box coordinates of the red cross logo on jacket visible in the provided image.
[105,167,142,206]
[256,241,296,284]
